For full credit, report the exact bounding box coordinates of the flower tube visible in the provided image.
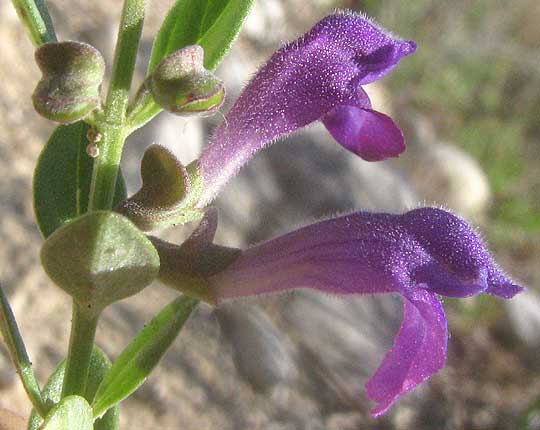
[205,207,522,415]
[196,12,416,207]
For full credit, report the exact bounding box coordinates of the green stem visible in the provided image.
[88,0,147,211]
[0,284,47,417]
[61,303,99,398]
[11,0,56,46]
[104,0,147,124]
[87,126,126,211]
[63,0,147,406]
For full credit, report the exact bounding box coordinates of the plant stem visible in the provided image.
[63,0,147,404]
[0,284,47,417]
[11,0,56,46]
[88,0,147,211]
[61,303,99,398]
[87,126,126,211]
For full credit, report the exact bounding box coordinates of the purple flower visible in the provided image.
[196,12,416,207]
[207,207,522,416]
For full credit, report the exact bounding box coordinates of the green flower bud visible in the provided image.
[32,41,105,123]
[116,145,204,231]
[149,45,225,116]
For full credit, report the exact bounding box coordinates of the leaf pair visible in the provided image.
[34,121,126,239]
[35,123,159,310]
[27,347,118,430]
[27,295,197,429]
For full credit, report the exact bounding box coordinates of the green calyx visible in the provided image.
[32,41,105,123]
[148,45,225,116]
[40,211,160,313]
[117,145,204,231]
[149,209,241,304]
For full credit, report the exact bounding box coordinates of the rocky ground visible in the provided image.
[1,1,539,429]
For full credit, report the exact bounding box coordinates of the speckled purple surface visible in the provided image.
[210,207,523,415]
[197,12,415,207]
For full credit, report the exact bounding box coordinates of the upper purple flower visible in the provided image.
[196,12,416,207]
[206,207,523,416]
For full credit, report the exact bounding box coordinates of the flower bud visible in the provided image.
[32,41,105,123]
[116,145,204,231]
[149,45,225,116]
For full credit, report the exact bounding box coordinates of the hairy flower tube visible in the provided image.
[203,207,522,416]
[120,11,522,418]
[194,11,416,207]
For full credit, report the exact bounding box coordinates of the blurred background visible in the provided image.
[0,0,539,429]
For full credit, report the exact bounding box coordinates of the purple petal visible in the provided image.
[354,40,417,85]
[196,12,415,207]
[399,208,524,299]
[207,207,522,415]
[322,106,405,160]
[412,264,489,298]
[210,212,423,301]
[366,288,447,417]
[210,208,522,303]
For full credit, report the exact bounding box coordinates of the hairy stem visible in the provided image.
[87,126,126,211]
[11,0,56,46]
[61,303,99,398]
[88,0,147,211]
[63,0,147,405]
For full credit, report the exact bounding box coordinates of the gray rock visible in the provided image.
[282,291,402,409]
[215,304,297,393]
[395,115,492,220]
[506,289,540,348]
[214,125,417,246]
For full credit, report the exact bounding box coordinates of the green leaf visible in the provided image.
[28,347,119,430]
[39,395,92,430]
[92,296,198,418]
[41,211,160,311]
[148,0,254,73]
[0,285,46,417]
[34,122,127,238]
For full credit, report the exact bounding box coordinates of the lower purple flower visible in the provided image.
[207,207,522,415]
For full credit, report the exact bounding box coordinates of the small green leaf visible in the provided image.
[148,0,254,73]
[0,285,46,417]
[39,395,92,430]
[28,347,119,430]
[34,122,127,238]
[40,211,160,311]
[92,296,198,418]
